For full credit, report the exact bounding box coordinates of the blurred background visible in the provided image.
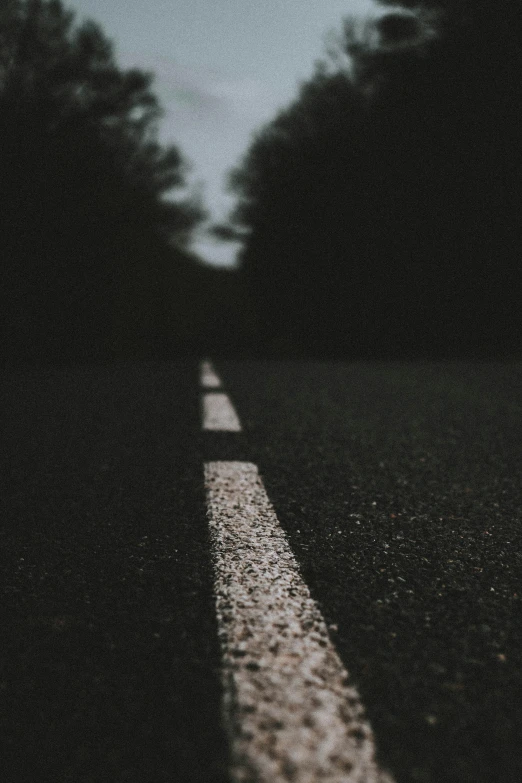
[1,0,520,363]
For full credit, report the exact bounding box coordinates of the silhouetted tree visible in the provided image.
[228,2,521,358]
[0,0,205,361]
[361,0,522,355]
[228,68,369,354]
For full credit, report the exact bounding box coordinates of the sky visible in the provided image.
[69,0,378,267]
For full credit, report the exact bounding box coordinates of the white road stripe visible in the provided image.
[202,393,242,432]
[200,360,223,389]
[204,461,394,783]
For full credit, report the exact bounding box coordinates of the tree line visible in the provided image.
[2,1,520,362]
[0,0,220,363]
[228,0,522,358]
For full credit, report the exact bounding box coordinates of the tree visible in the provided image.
[0,0,205,361]
[228,67,370,354]
[228,2,521,357]
[367,0,522,354]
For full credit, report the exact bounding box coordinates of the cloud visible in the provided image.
[119,50,229,117]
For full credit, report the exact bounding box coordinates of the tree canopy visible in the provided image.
[1,0,205,361]
[228,0,522,358]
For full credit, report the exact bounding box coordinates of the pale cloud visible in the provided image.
[119,51,229,118]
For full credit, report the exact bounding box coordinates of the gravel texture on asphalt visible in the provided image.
[205,460,394,783]
[1,361,229,783]
[213,361,522,783]
[2,360,521,783]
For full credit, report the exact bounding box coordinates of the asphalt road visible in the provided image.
[1,360,521,783]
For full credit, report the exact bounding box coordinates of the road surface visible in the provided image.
[1,359,521,782]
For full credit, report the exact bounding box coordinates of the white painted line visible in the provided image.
[204,461,394,783]
[200,360,222,389]
[202,393,242,432]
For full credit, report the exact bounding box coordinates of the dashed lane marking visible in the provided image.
[204,461,394,783]
[202,392,242,432]
[201,360,223,389]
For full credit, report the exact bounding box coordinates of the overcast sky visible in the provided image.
[69,0,378,266]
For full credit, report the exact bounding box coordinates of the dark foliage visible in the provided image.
[228,1,522,358]
[0,0,207,362]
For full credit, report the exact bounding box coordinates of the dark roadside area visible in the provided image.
[0,361,229,783]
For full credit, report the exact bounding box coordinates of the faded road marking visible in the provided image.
[201,360,222,389]
[204,461,394,783]
[202,393,242,432]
